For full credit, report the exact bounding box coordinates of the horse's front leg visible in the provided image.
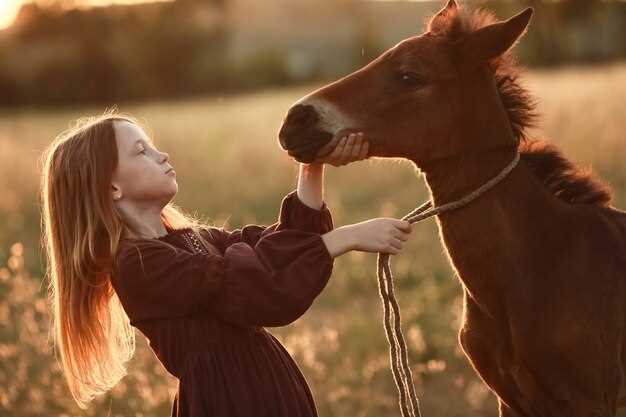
[459,326,532,415]
[499,399,525,417]
[459,291,533,416]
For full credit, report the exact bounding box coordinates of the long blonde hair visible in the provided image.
[39,107,219,409]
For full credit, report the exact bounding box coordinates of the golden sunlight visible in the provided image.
[0,0,24,29]
[0,0,173,30]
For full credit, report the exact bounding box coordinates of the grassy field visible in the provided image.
[1,62,625,417]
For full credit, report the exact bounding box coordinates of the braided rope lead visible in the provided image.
[376,254,412,417]
[376,151,520,417]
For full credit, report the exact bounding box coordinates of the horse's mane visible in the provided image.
[430,4,612,206]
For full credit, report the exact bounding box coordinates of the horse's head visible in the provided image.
[278,0,534,167]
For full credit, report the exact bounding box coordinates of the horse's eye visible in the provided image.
[400,71,426,87]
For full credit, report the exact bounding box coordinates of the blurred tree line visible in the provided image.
[484,0,626,66]
[0,0,232,106]
[0,0,624,108]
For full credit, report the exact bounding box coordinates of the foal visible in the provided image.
[278,1,626,416]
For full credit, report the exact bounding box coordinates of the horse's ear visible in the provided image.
[427,0,459,34]
[455,7,533,68]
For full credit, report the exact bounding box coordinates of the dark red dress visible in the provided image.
[111,189,334,417]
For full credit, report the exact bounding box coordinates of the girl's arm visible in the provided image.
[296,164,355,258]
[296,162,324,210]
[112,230,334,327]
[300,132,412,258]
[298,133,367,258]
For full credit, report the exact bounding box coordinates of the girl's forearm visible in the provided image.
[321,225,355,258]
[296,162,324,210]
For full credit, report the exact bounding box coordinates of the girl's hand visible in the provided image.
[311,132,370,167]
[347,218,412,255]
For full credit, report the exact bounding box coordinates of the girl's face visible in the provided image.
[111,120,178,207]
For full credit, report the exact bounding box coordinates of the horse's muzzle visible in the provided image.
[278,104,333,163]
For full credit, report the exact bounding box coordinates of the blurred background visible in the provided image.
[0,0,625,416]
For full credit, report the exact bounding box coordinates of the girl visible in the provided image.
[40,109,412,417]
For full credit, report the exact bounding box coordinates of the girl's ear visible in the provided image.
[454,7,533,69]
[112,183,122,200]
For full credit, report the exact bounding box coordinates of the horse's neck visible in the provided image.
[419,146,564,318]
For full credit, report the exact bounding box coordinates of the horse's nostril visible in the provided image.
[280,104,320,150]
[286,104,317,127]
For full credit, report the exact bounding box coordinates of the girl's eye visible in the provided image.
[139,149,147,155]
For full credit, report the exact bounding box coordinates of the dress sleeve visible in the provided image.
[211,230,333,327]
[111,240,225,324]
[111,229,334,327]
[205,188,333,253]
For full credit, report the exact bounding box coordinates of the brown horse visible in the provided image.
[277,1,626,416]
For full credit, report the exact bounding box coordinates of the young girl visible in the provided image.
[40,109,412,416]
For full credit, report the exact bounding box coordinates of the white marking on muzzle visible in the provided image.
[292,95,358,136]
